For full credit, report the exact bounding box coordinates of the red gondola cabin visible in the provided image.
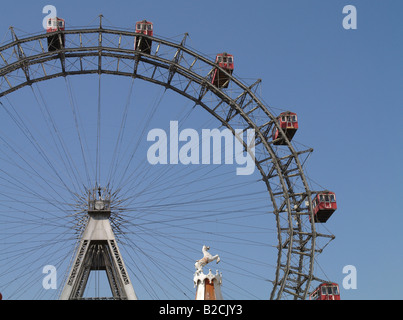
[134,20,153,54]
[211,53,234,88]
[309,283,340,300]
[312,191,337,223]
[272,111,298,145]
[46,17,65,52]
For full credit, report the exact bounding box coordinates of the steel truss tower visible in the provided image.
[60,188,137,300]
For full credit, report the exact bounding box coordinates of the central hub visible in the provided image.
[87,186,111,216]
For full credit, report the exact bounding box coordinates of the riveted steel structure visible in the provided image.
[0,18,335,300]
[60,187,138,300]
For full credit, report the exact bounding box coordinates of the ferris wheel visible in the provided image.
[0,15,338,300]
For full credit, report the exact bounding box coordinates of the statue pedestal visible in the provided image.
[194,269,223,300]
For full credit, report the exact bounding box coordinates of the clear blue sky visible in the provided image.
[0,0,402,300]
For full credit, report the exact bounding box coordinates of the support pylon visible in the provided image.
[60,188,137,300]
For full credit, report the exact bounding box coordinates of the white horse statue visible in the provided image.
[195,245,220,272]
